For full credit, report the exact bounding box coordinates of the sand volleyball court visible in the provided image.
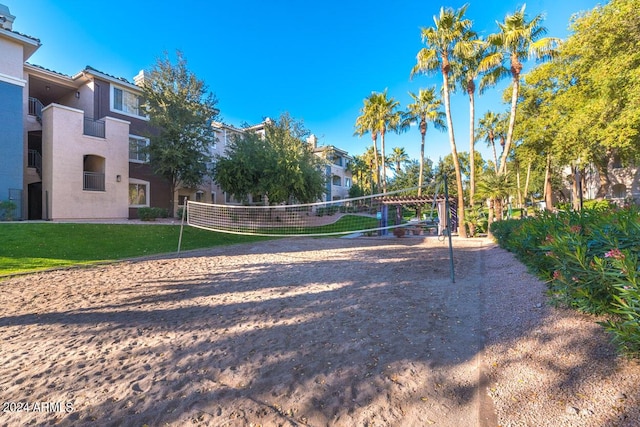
[1,237,638,426]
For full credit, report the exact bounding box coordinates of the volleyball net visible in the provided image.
[183,183,452,238]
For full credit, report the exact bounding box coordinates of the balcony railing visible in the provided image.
[83,172,105,191]
[28,97,44,123]
[84,117,106,138]
[28,150,42,178]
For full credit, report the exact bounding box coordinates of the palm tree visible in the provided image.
[480,5,560,176]
[389,147,410,174]
[361,145,383,195]
[476,111,501,172]
[454,34,485,206]
[368,90,401,193]
[411,5,473,237]
[355,100,380,192]
[400,87,446,196]
[476,169,514,237]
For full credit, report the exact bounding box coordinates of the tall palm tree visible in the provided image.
[367,90,401,193]
[389,147,410,174]
[480,5,560,176]
[355,100,380,192]
[411,5,473,237]
[400,87,446,195]
[476,111,501,172]
[454,34,485,206]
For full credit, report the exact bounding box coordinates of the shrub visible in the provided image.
[138,207,168,221]
[0,200,17,221]
[491,205,640,357]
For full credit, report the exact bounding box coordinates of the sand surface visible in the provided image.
[0,236,638,426]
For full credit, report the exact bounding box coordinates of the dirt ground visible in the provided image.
[0,236,638,426]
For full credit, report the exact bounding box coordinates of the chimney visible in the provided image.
[307,134,318,149]
[133,70,146,87]
[0,4,16,30]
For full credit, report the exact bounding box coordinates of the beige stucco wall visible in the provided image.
[41,103,130,219]
[0,37,24,80]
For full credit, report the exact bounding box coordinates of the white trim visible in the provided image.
[0,71,26,87]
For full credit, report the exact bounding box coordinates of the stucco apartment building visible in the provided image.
[0,4,169,221]
[0,4,353,221]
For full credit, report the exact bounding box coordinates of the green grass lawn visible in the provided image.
[0,215,378,277]
[0,223,270,277]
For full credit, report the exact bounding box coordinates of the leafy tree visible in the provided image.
[213,113,327,204]
[480,5,560,176]
[400,87,446,195]
[389,159,434,192]
[552,0,640,198]
[142,51,219,213]
[412,5,474,237]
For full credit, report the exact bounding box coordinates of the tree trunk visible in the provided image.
[469,85,476,207]
[499,73,520,176]
[524,161,531,207]
[595,161,611,199]
[442,68,466,237]
[491,137,499,173]
[418,128,426,197]
[380,129,387,193]
[544,153,553,211]
[515,161,522,208]
[371,134,380,193]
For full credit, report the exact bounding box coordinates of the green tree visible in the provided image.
[480,5,560,176]
[142,51,219,214]
[213,113,326,204]
[412,5,474,237]
[390,158,434,192]
[400,87,446,195]
[552,0,640,198]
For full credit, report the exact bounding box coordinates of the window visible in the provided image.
[129,136,149,162]
[83,155,105,191]
[612,184,627,199]
[111,85,146,119]
[129,181,149,206]
[196,191,204,202]
[345,177,352,188]
[332,175,341,186]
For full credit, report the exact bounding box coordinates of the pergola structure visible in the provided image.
[379,195,458,234]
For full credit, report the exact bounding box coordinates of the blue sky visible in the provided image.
[11,0,602,163]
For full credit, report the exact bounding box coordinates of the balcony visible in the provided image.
[84,117,105,138]
[83,172,105,191]
[28,97,44,123]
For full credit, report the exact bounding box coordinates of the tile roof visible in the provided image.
[84,65,134,85]
[25,62,71,78]
[1,27,40,43]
